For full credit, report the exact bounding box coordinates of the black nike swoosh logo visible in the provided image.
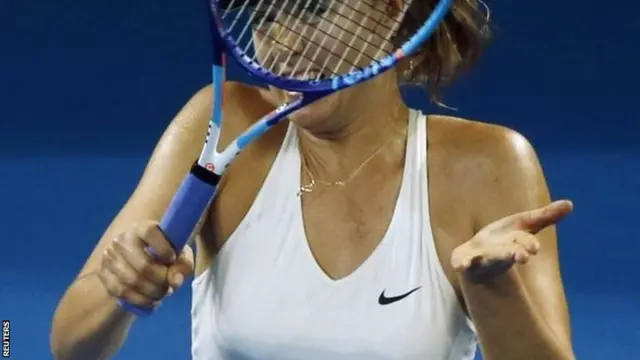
[378,286,422,305]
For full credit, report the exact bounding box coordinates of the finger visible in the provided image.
[513,246,530,264]
[136,221,177,263]
[167,246,195,289]
[451,246,471,271]
[473,233,517,265]
[99,254,157,307]
[114,234,169,285]
[482,245,515,266]
[454,251,489,272]
[104,246,168,301]
[496,200,573,234]
[515,232,540,254]
[465,254,514,283]
[521,200,573,233]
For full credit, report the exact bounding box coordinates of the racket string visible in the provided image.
[254,0,306,59]
[225,0,330,75]
[316,0,377,77]
[287,0,346,77]
[251,0,359,77]
[270,0,331,75]
[225,0,396,73]
[266,3,344,76]
[271,0,342,77]
[219,0,410,79]
[238,0,278,53]
[284,0,400,77]
[347,1,412,72]
[305,0,359,77]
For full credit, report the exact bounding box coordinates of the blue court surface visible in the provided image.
[1,0,638,359]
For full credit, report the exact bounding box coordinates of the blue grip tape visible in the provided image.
[117,299,156,316]
[160,172,217,251]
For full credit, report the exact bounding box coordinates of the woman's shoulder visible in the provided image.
[426,114,549,228]
[427,114,537,167]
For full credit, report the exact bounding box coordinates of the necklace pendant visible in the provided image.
[297,180,316,197]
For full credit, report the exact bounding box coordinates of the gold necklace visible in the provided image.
[297,134,400,196]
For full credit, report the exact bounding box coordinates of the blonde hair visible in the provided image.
[394,0,492,103]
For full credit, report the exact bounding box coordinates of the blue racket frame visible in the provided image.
[118,0,454,316]
[212,0,454,92]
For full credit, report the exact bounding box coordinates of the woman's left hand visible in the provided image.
[451,200,574,283]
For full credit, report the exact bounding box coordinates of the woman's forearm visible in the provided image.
[460,269,575,360]
[50,274,135,360]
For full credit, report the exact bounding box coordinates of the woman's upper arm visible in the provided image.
[76,85,213,277]
[473,126,573,346]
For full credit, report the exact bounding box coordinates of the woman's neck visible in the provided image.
[297,96,409,183]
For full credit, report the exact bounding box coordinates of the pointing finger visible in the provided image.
[497,200,573,234]
[515,232,540,254]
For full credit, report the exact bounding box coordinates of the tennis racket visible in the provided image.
[119,0,454,316]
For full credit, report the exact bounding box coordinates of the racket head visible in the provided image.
[210,0,454,93]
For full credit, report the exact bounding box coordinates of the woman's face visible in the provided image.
[249,0,405,127]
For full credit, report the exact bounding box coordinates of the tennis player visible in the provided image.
[51,0,576,359]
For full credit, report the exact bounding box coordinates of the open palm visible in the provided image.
[451,200,574,283]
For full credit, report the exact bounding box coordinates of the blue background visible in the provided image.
[1,0,638,359]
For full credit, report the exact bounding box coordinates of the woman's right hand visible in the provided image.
[98,221,195,308]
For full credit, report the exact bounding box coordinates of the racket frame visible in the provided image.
[211,0,454,92]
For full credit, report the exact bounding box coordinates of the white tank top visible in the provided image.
[191,109,477,360]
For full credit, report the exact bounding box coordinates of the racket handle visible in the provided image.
[159,166,220,251]
[118,163,221,316]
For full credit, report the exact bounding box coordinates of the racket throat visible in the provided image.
[190,162,223,186]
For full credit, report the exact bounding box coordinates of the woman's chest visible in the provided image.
[198,254,466,360]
